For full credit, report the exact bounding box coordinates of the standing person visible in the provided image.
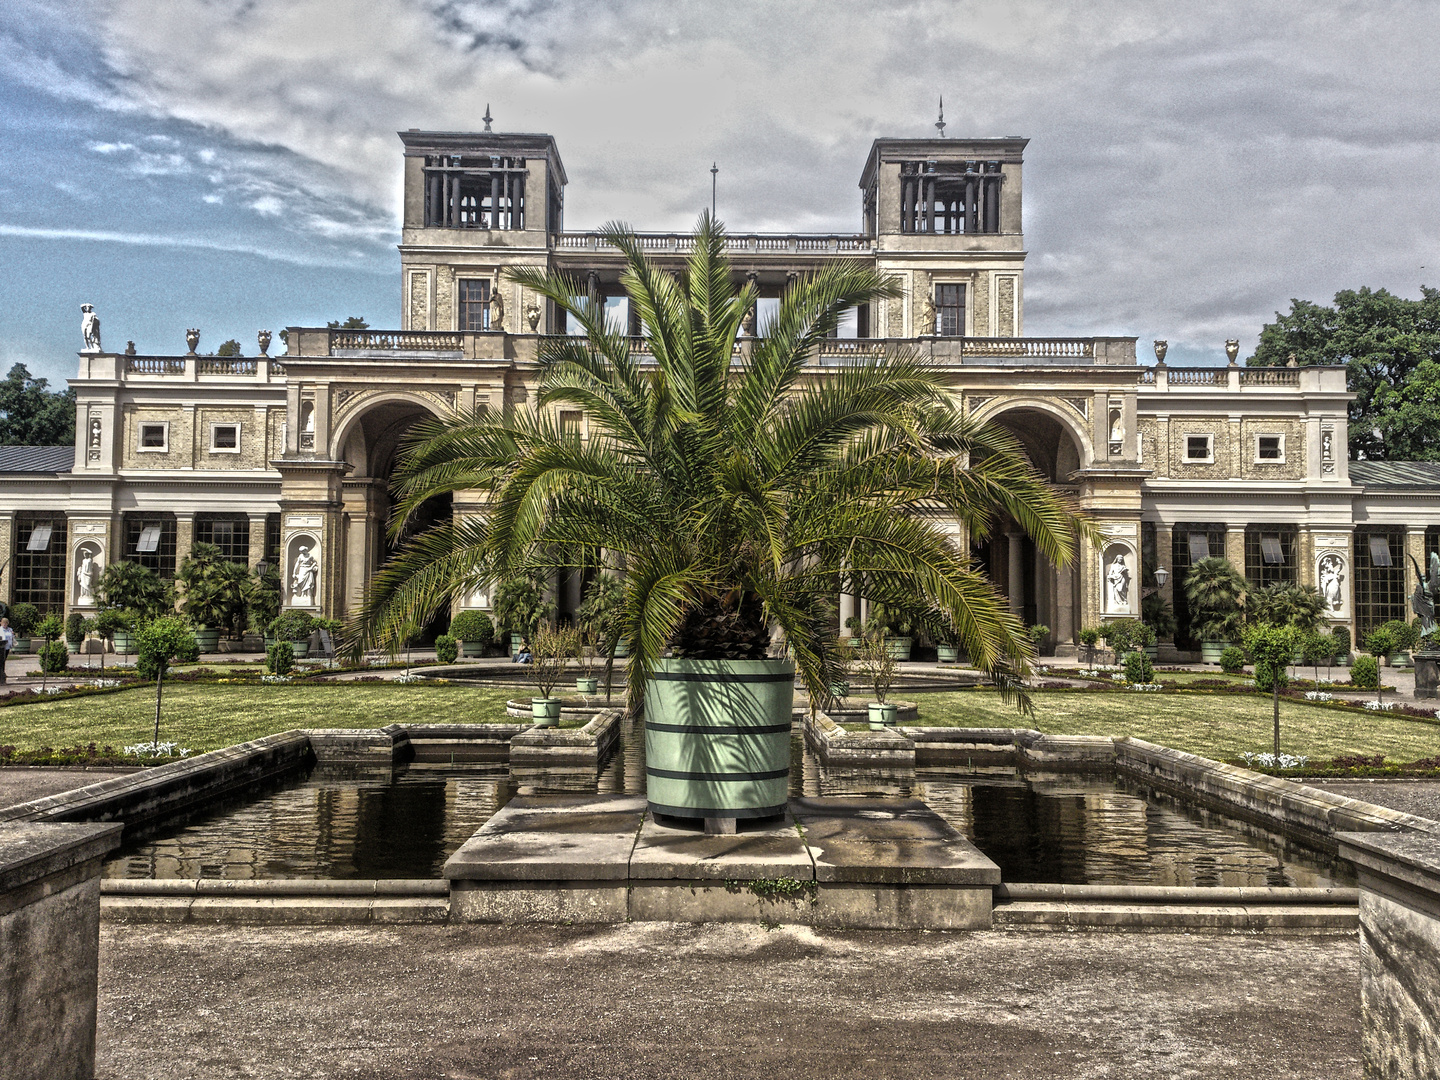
[0,617,13,685]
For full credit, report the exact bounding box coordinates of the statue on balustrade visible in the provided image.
[81,304,101,352]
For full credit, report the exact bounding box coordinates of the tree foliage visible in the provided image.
[352,213,1089,712]
[0,364,75,445]
[327,317,370,329]
[1249,286,1440,460]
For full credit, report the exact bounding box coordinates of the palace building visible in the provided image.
[5,125,1435,658]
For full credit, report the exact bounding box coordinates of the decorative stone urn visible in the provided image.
[257,329,272,356]
[1225,339,1240,365]
[185,328,201,354]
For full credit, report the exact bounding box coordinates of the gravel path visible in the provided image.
[0,766,137,811]
[1306,779,1440,822]
[97,923,1359,1079]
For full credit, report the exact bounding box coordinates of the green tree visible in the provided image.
[214,339,243,357]
[1242,623,1298,757]
[135,616,199,747]
[0,364,76,445]
[352,215,1087,709]
[97,561,174,622]
[327,317,370,329]
[1248,581,1326,634]
[1249,286,1440,460]
[1184,557,1249,643]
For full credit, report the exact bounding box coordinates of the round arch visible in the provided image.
[971,396,1093,477]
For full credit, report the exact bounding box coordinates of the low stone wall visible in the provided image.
[0,732,313,828]
[1,821,121,1080]
[804,711,914,769]
[1337,832,1440,1080]
[301,725,410,766]
[406,723,529,763]
[510,710,624,770]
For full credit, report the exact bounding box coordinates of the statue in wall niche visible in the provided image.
[1319,553,1346,613]
[1105,554,1131,611]
[1409,551,1440,635]
[918,295,936,336]
[80,304,101,352]
[291,545,319,607]
[89,416,102,451]
[1109,411,1124,445]
[741,305,756,336]
[75,547,101,605]
[489,275,506,332]
[525,301,542,332]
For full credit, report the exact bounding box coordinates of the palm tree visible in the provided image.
[352,214,1087,711]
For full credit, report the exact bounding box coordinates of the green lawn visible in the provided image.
[905,689,1440,762]
[0,682,518,753]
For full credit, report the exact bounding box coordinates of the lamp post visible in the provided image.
[1154,566,1169,589]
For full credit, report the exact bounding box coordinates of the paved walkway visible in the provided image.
[0,767,138,811]
[96,922,1359,1080]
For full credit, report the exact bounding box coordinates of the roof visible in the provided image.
[860,136,1028,189]
[1350,460,1440,490]
[0,446,74,473]
[397,129,567,185]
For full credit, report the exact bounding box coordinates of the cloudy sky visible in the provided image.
[2,0,1437,385]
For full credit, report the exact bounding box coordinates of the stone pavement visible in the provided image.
[96,922,1359,1079]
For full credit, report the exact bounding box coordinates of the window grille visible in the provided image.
[1354,528,1406,638]
[935,284,966,337]
[13,513,67,611]
[25,524,53,552]
[458,279,490,331]
[123,514,177,577]
[1171,522,1228,649]
[195,514,250,562]
[1245,526,1296,588]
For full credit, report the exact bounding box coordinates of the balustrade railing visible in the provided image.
[1240,368,1301,386]
[1165,368,1227,386]
[197,358,258,376]
[558,231,873,254]
[329,329,465,351]
[124,357,186,375]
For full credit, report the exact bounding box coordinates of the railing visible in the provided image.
[197,358,257,376]
[1165,367,1227,386]
[329,330,465,351]
[557,231,873,254]
[1138,368,1156,385]
[957,336,1094,359]
[124,357,186,375]
[1240,368,1301,386]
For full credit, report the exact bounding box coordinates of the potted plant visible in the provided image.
[246,562,282,647]
[434,633,459,664]
[268,610,315,659]
[867,603,914,661]
[1101,619,1134,661]
[1184,556,1248,663]
[98,608,135,656]
[935,629,961,664]
[1133,621,1158,661]
[577,573,628,698]
[354,217,1082,828]
[856,630,899,729]
[1027,623,1051,657]
[1141,593,1176,652]
[495,572,555,657]
[8,603,38,653]
[527,624,575,725]
[1330,625,1352,667]
[1078,626,1101,666]
[1248,581,1325,662]
[575,630,600,695]
[64,611,87,655]
[177,542,248,652]
[1379,618,1420,667]
[96,561,174,622]
[449,609,495,658]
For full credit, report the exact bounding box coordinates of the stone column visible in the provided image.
[1225,525,1246,572]
[839,590,856,638]
[174,513,195,577]
[1406,528,1427,603]
[1007,533,1025,617]
[1155,524,1176,644]
[248,516,269,569]
[0,511,12,605]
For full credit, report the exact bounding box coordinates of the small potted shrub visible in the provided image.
[1184,556,1248,664]
[935,630,961,664]
[866,604,914,661]
[495,572,555,658]
[1330,625,1352,667]
[434,633,459,664]
[1027,623,1050,658]
[1364,627,1398,669]
[99,609,135,656]
[527,624,575,725]
[1379,619,1420,667]
[856,630,898,729]
[1077,626,1101,666]
[177,542,248,652]
[1218,645,1247,674]
[449,610,495,658]
[9,603,38,653]
[65,611,88,655]
[575,631,600,695]
[268,610,315,659]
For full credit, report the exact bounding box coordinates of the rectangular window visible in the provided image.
[265,513,282,565]
[195,513,250,562]
[123,514,177,577]
[559,410,583,436]
[1184,435,1213,463]
[458,278,490,332]
[1245,526,1297,587]
[935,284,966,337]
[210,423,240,452]
[139,422,168,451]
[1260,536,1284,564]
[1355,529,1406,637]
[1256,435,1283,461]
[1187,532,1211,564]
[1171,522,1228,650]
[13,513,67,612]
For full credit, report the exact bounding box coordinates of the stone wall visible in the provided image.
[0,821,122,1080]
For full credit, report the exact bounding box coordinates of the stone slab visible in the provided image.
[630,806,812,881]
[448,881,628,923]
[792,796,1001,885]
[0,821,123,897]
[443,794,645,882]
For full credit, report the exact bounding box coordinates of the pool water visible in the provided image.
[102,718,1353,886]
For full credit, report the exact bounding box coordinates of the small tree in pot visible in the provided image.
[97,561,173,623]
[65,611,87,654]
[577,572,626,699]
[177,542,249,651]
[8,603,38,651]
[449,609,495,657]
[1078,626,1101,666]
[495,572,555,657]
[855,629,899,729]
[528,624,577,725]
[268,610,316,659]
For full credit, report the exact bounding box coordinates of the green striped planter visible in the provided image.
[884,636,912,661]
[644,657,794,821]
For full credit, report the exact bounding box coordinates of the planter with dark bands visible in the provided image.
[511,632,526,657]
[461,641,485,658]
[290,639,310,660]
[884,636,913,661]
[643,657,794,820]
[1201,640,1233,665]
[867,702,898,730]
[111,632,132,656]
[193,628,221,653]
[936,644,960,663]
[531,697,561,726]
[576,676,600,695]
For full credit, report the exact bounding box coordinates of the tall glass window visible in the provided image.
[195,514,250,562]
[1354,528,1406,638]
[13,512,68,612]
[935,284,966,337]
[123,513,177,578]
[1171,522,1228,649]
[458,278,490,331]
[1244,526,1297,589]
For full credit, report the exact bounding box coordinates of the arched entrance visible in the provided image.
[335,396,452,636]
[975,403,1088,655]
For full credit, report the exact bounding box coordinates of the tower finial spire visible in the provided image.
[483,104,493,133]
[935,97,946,138]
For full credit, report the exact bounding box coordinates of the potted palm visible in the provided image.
[1248,581,1325,662]
[528,624,575,725]
[1184,556,1248,663]
[575,632,600,695]
[856,630,899,729]
[177,542,248,653]
[577,573,628,692]
[449,610,495,658]
[97,561,174,623]
[246,562,282,649]
[1078,626,1101,666]
[866,604,915,661]
[495,572,555,657]
[353,216,1084,829]
[1141,592,1175,657]
[935,629,961,664]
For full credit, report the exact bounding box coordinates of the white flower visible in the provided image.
[1239,751,1309,769]
[1362,700,1396,712]
[394,672,423,684]
[123,741,193,758]
[1305,690,1333,702]
[260,674,293,684]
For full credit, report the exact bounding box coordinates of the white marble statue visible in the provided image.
[489,275,506,332]
[291,545,319,606]
[1319,553,1345,612]
[1109,412,1124,444]
[75,548,101,605]
[81,304,101,352]
[1106,554,1131,611]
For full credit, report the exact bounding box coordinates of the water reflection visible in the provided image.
[103,716,1352,887]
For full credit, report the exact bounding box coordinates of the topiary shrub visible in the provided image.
[449,610,494,647]
[65,611,87,646]
[37,640,69,673]
[266,641,295,676]
[434,634,458,664]
[1122,649,1154,685]
[1364,627,1398,661]
[1219,645,1247,674]
[1351,653,1380,690]
[268,610,315,643]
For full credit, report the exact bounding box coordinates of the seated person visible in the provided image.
[513,637,533,664]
